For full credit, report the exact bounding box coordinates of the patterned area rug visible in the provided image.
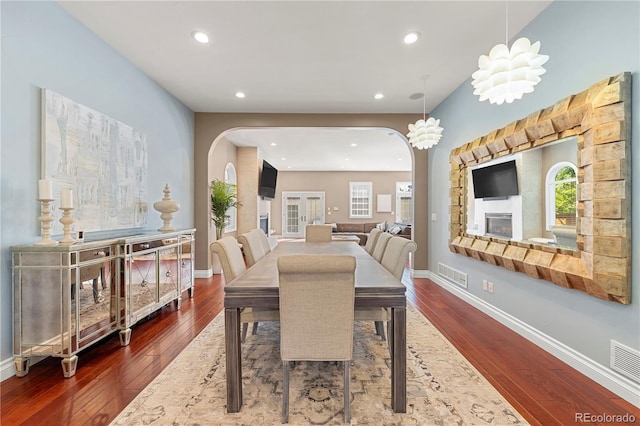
[111,305,528,425]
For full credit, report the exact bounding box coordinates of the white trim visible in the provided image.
[194,269,212,279]
[427,270,640,408]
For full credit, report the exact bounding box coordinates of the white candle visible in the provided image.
[38,179,53,200]
[60,189,74,209]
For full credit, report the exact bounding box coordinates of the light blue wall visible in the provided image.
[429,1,639,381]
[0,2,194,365]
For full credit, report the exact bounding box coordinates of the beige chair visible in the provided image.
[371,232,392,262]
[357,235,417,342]
[210,237,279,342]
[255,229,272,254]
[305,224,332,242]
[375,236,418,344]
[238,229,267,267]
[364,228,383,255]
[278,254,356,424]
[380,236,417,280]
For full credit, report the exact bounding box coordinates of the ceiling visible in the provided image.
[59,1,552,171]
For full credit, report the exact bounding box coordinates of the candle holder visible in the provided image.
[58,207,76,245]
[34,198,58,246]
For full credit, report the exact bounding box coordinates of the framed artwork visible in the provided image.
[42,89,148,234]
[377,194,392,213]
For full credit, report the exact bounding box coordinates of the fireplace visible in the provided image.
[259,214,269,236]
[485,213,512,238]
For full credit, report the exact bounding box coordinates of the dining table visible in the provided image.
[223,240,407,413]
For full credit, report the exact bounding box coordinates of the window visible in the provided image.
[224,163,237,233]
[349,182,372,218]
[396,182,412,224]
[545,161,577,230]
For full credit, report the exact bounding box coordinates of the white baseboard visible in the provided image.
[411,269,430,278]
[426,270,640,408]
[194,269,212,279]
[0,355,46,382]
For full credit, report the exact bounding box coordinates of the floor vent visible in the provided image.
[437,263,468,288]
[610,340,640,383]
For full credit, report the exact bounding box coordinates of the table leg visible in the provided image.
[390,307,406,413]
[225,307,243,412]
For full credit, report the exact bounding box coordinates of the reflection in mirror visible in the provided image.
[448,73,631,303]
[466,136,578,250]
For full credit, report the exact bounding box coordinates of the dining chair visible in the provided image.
[278,254,356,424]
[371,232,392,262]
[238,229,267,267]
[305,224,333,242]
[210,236,279,342]
[377,236,418,347]
[255,228,272,254]
[364,228,383,255]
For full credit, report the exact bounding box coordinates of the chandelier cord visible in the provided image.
[505,1,509,46]
[422,77,426,122]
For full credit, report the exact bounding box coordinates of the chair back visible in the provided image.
[364,228,383,255]
[380,236,418,279]
[238,229,267,266]
[371,232,392,262]
[255,229,272,254]
[210,236,246,283]
[278,255,356,361]
[305,224,332,242]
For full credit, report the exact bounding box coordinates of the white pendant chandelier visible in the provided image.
[471,2,549,105]
[407,77,443,150]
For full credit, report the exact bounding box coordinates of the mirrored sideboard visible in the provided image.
[11,228,195,378]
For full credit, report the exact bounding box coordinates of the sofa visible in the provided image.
[327,221,411,245]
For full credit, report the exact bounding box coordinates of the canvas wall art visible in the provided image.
[42,89,148,235]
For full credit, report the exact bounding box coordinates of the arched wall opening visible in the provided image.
[195,113,429,276]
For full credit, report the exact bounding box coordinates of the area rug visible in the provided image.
[111,305,528,425]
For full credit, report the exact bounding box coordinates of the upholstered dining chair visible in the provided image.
[278,255,356,424]
[376,236,418,346]
[255,228,272,254]
[371,231,392,262]
[238,229,267,267]
[210,236,279,342]
[364,228,383,255]
[305,224,332,242]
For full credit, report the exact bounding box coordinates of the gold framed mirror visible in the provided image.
[448,73,631,304]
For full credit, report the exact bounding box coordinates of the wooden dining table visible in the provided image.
[223,240,407,413]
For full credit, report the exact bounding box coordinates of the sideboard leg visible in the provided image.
[119,328,131,346]
[62,355,78,378]
[14,356,30,377]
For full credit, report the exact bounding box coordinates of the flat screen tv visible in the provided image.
[471,160,519,199]
[259,160,278,199]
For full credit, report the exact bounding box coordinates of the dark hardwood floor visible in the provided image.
[2,273,638,425]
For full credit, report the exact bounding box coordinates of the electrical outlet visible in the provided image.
[482,280,488,291]
[487,282,494,293]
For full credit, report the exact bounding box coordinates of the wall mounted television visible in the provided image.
[259,160,278,199]
[471,159,519,199]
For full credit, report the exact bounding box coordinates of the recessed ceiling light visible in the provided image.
[374,93,384,100]
[345,158,350,161]
[281,157,286,161]
[192,31,210,44]
[270,142,277,146]
[350,143,357,147]
[235,92,245,98]
[403,32,420,45]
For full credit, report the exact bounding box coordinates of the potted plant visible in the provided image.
[210,178,241,240]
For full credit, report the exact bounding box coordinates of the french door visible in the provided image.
[281,192,325,238]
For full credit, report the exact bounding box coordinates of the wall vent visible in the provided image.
[610,340,640,383]
[438,263,468,288]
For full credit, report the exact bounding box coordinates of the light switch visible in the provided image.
[431,213,437,221]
